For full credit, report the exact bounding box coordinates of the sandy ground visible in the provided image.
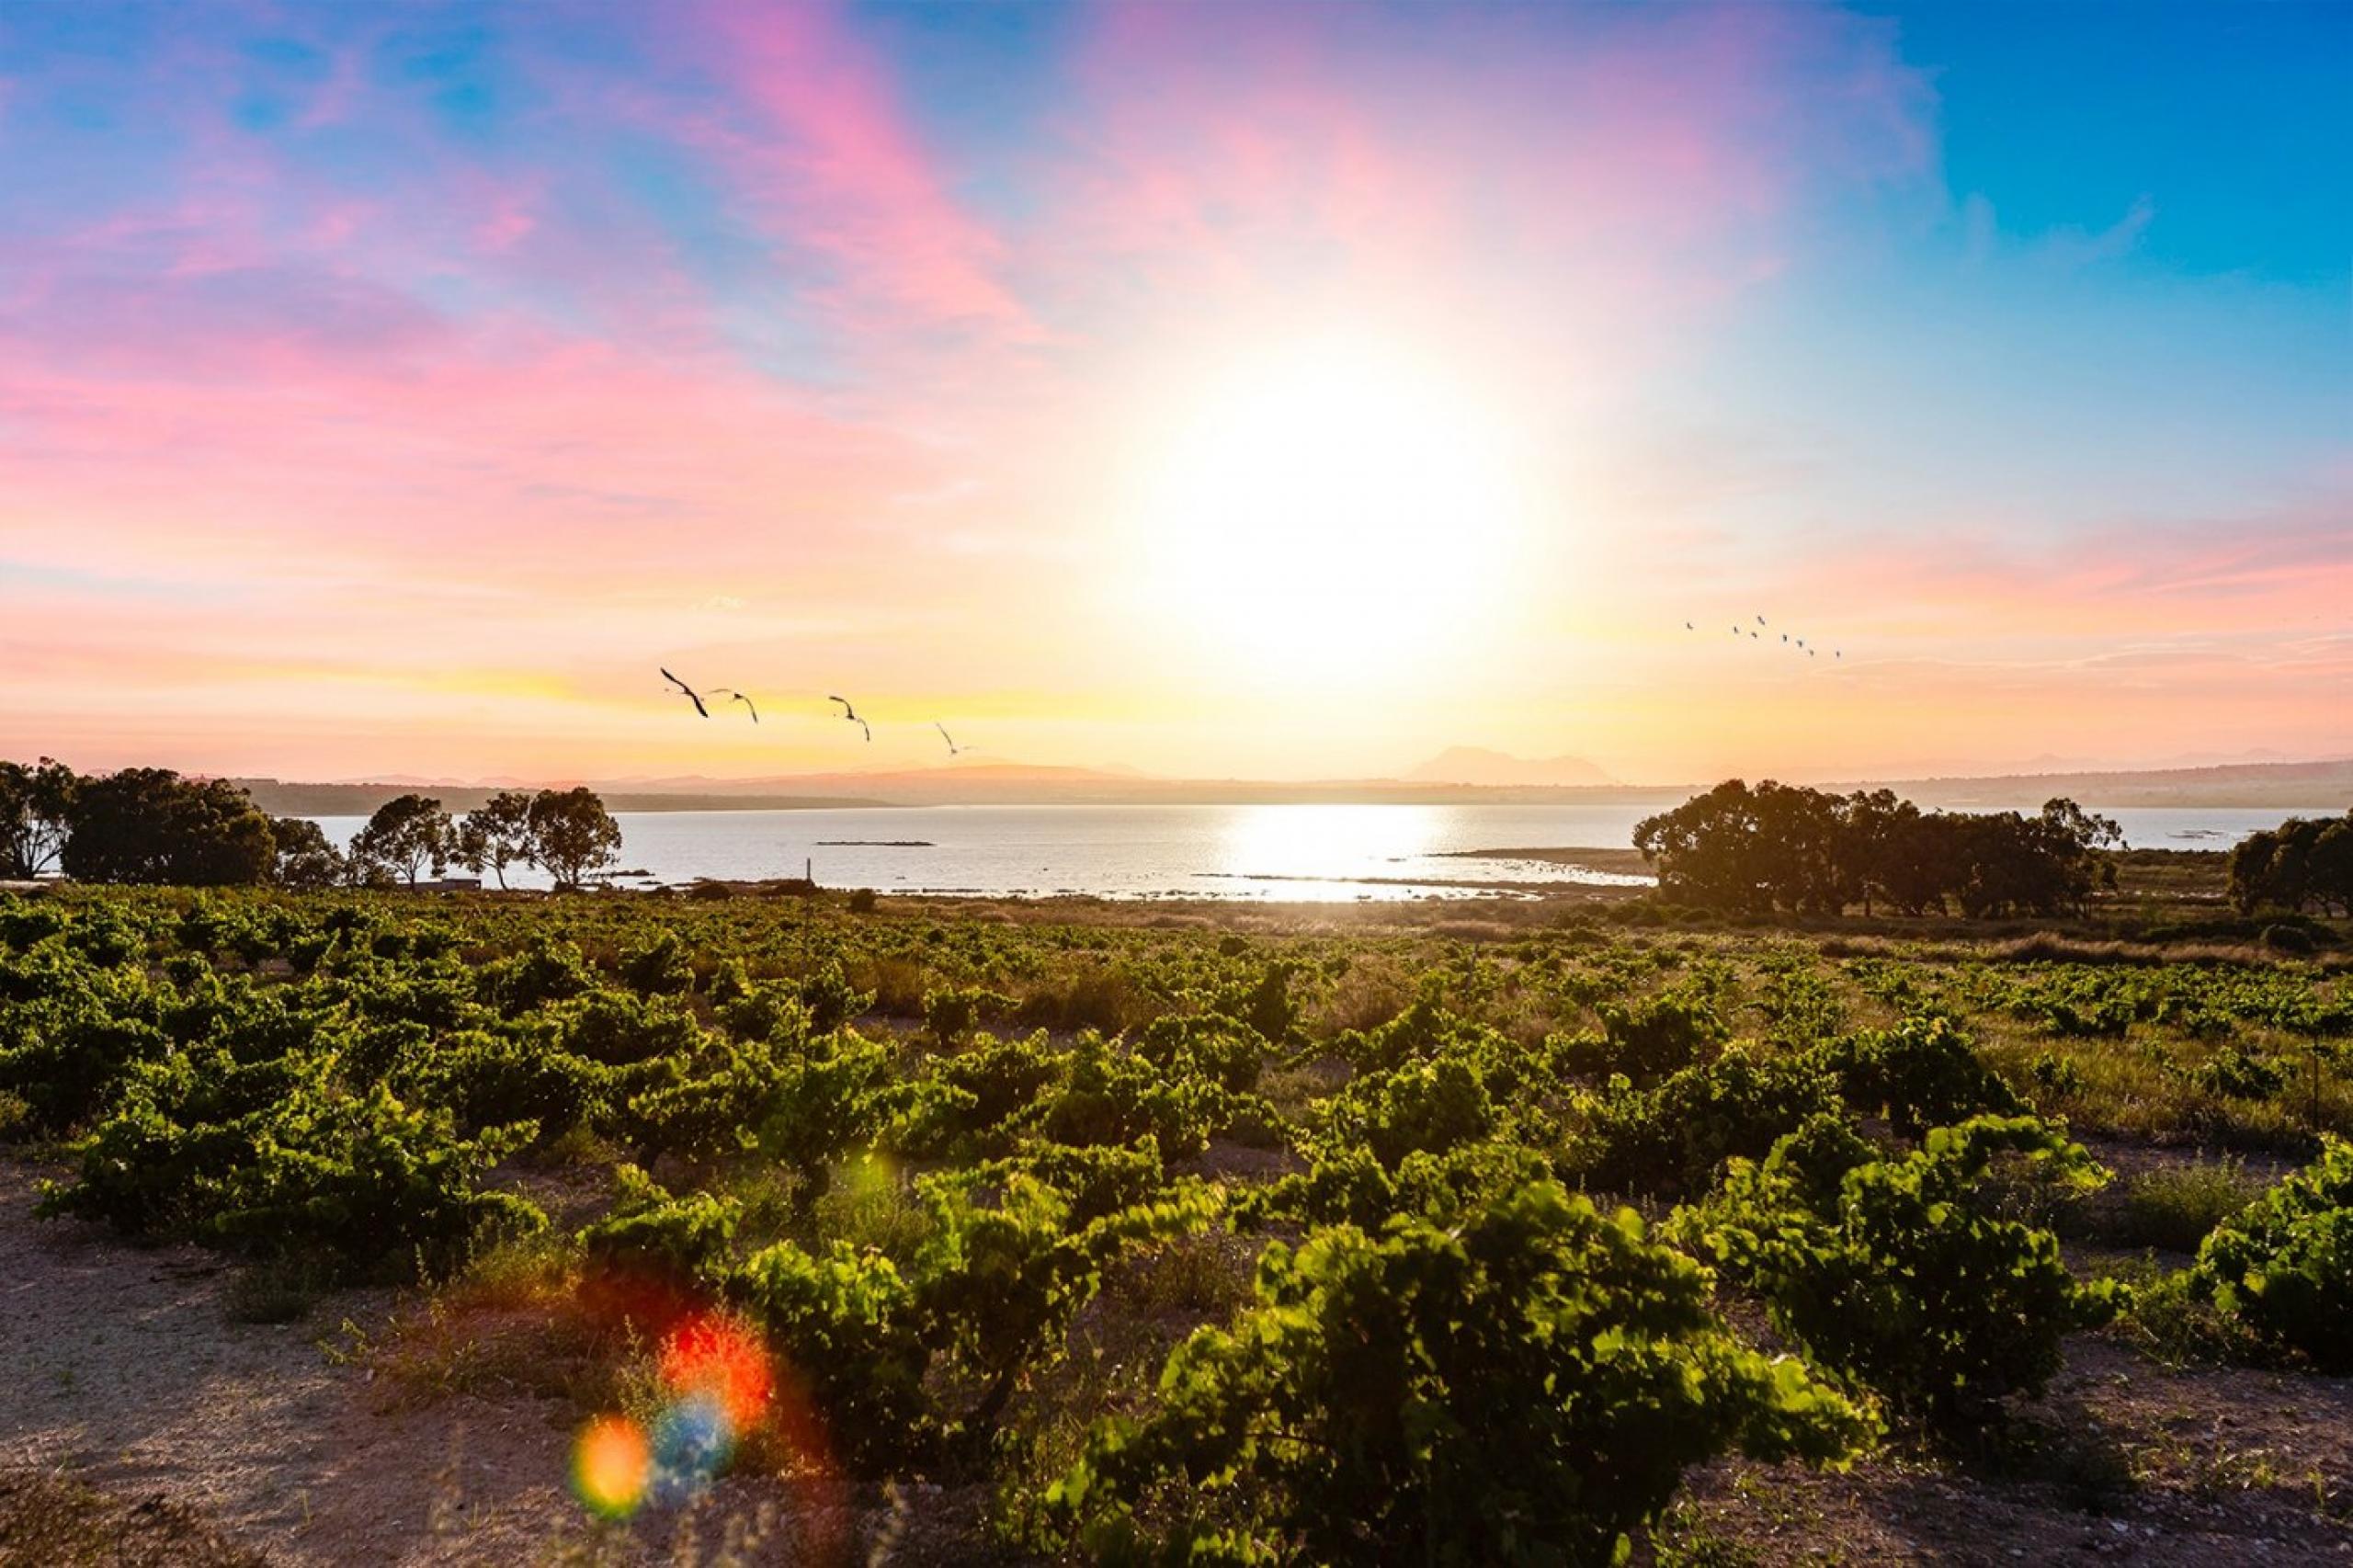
[1656,1334,2353,1565]
[0,1164,603,1563]
[0,1162,1003,1567]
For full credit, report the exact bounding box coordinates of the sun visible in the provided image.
[1121,340,1529,691]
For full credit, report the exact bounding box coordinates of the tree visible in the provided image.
[1836,789,1926,916]
[2228,829,2281,915]
[2312,818,2353,917]
[527,787,621,890]
[0,756,78,880]
[452,790,535,890]
[60,768,277,886]
[1635,779,1846,915]
[348,794,452,887]
[2231,813,2353,916]
[268,817,347,890]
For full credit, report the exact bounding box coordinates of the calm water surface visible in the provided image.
[304,802,2325,902]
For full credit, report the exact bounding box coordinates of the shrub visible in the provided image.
[1816,1014,2022,1140]
[476,936,598,1014]
[45,1072,543,1282]
[2187,1137,2353,1371]
[1133,1013,1265,1095]
[1050,1182,1873,1564]
[1579,1046,1838,1198]
[1320,1054,1496,1170]
[798,960,875,1032]
[617,929,693,996]
[1036,1034,1259,1159]
[1565,991,1729,1087]
[1681,1115,2113,1428]
[727,1239,933,1472]
[580,1167,742,1296]
[922,984,1015,1047]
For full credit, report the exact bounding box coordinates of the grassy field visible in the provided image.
[0,874,2347,1564]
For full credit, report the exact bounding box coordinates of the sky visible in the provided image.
[0,0,2347,787]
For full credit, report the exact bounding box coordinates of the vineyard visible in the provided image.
[1,884,2348,1563]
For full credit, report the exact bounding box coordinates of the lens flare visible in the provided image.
[659,1312,774,1432]
[572,1415,652,1518]
[648,1390,735,1506]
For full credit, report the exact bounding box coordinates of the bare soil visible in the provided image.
[1652,1335,2353,1564]
[0,1163,987,1566]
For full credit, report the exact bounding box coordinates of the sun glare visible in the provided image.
[1124,343,1528,690]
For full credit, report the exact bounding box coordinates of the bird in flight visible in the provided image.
[829,695,871,742]
[661,667,710,718]
[936,722,972,756]
[1780,633,1789,643]
[710,688,758,723]
[1756,614,1766,625]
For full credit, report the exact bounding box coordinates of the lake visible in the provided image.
[301,801,2325,902]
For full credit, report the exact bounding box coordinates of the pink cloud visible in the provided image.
[1762,491,2353,641]
[1023,2,1933,356]
[670,0,1034,343]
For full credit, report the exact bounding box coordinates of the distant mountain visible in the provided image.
[1844,757,2353,811]
[231,779,892,816]
[1405,747,1619,788]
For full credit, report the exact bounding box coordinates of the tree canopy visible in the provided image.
[528,786,623,890]
[57,768,279,887]
[1634,781,2121,918]
[348,794,454,887]
[0,756,76,880]
[2228,812,2353,917]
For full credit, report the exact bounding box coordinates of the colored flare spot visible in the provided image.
[572,1415,651,1519]
[648,1391,735,1506]
[659,1312,774,1432]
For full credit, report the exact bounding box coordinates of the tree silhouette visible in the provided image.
[452,790,535,890]
[0,756,77,880]
[2230,812,2353,916]
[267,817,347,890]
[1637,782,2125,919]
[60,768,276,886]
[527,787,621,891]
[349,794,452,887]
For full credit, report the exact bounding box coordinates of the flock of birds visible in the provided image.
[1686,613,1840,659]
[660,668,972,756]
[665,617,1842,753]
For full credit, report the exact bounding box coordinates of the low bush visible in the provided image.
[2187,1136,2353,1371]
[1680,1114,2113,1429]
[1049,1182,1873,1564]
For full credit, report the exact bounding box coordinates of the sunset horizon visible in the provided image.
[5,2,2346,788]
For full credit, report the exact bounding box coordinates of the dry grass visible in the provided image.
[367,1230,619,1412]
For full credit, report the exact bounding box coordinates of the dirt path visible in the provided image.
[0,1162,607,1564]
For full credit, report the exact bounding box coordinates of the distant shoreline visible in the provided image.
[226,755,2353,819]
